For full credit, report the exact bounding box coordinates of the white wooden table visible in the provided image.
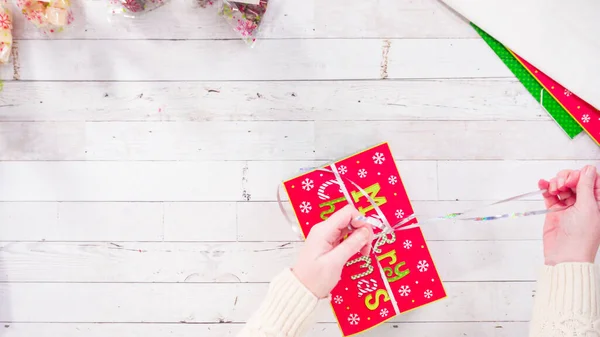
[0,0,598,336]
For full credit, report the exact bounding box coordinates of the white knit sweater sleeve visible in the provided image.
[237,269,319,337]
[529,263,600,337]
[238,264,600,337]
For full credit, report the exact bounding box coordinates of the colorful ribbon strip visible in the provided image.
[278,168,561,239]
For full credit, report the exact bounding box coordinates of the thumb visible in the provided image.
[325,228,371,267]
[576,165,598,206]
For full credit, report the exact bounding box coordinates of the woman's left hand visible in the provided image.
[292,205,374,298]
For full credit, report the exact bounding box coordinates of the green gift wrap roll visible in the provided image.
[472,24,582,138]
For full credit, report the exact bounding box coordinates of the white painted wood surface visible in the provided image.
[0,0,597,337]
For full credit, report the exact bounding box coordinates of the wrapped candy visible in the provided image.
[219,0,269,46]
[196,0,214,8]
[16,0,74,34]
[0,4,12,64]
[109,0,170,17]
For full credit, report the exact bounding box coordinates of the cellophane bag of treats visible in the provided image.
[16,0,74,34]
[0,2,11,64]
[219,0,269,46]
[108,0,170,18]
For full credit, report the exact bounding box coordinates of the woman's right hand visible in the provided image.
[538,165,600,266]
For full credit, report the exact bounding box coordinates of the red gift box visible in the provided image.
[283,143,446,336]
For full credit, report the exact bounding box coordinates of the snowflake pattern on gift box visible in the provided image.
[395,209,404,219]
[282,143,448,336]
[582,114,591,123]
[348,313,360,325]
[302,178,314,191]
[398,285,411,296]
[564,89,572,97]
[338,165,348,175]
[417,260,429,272]
[380,308,389,317]
[372,152,385,164]
[424,289,433,299]
[299,201,312,213]
[388,175,398,185]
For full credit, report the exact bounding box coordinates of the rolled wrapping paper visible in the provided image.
[16,0,73,33]
[0,5,12,64]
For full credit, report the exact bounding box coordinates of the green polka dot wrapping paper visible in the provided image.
[513,53,600,147]
[472,24,583,139]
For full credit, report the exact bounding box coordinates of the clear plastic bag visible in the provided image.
[16,0,74,34]
[196,0,215,8]
[108,0,170,18]
[219,0,269,46]
[0,3,12,63]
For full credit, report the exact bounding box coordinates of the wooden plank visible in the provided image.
[0,122,85,160]
[246,161,438,201]
[237,201,544,241]
[0,161,591,202]
[438,160,595,200]
[315,121,600,161]
[0,48,16,79]
[164,202,236,241]
[13,40,381,81]
[0,162,244,201]
[5,120,595,161]
[388,39,509,78]
[1,121,596,161]
[0,202,234,242]
[0,202,58,240]
[0,241,542,282]
[0,202,166,242]
[0,282,534,322]
[0,200,542,242]
[0,80,546,122]
[57,202,163,241]
[12,0,476,39]
[0,322,529,337]
[10,39,511,81]
[238,202,301,241]
[84,121,314,161]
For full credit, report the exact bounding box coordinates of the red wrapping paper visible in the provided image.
[513,53,600,146]
[283,143,446,336]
